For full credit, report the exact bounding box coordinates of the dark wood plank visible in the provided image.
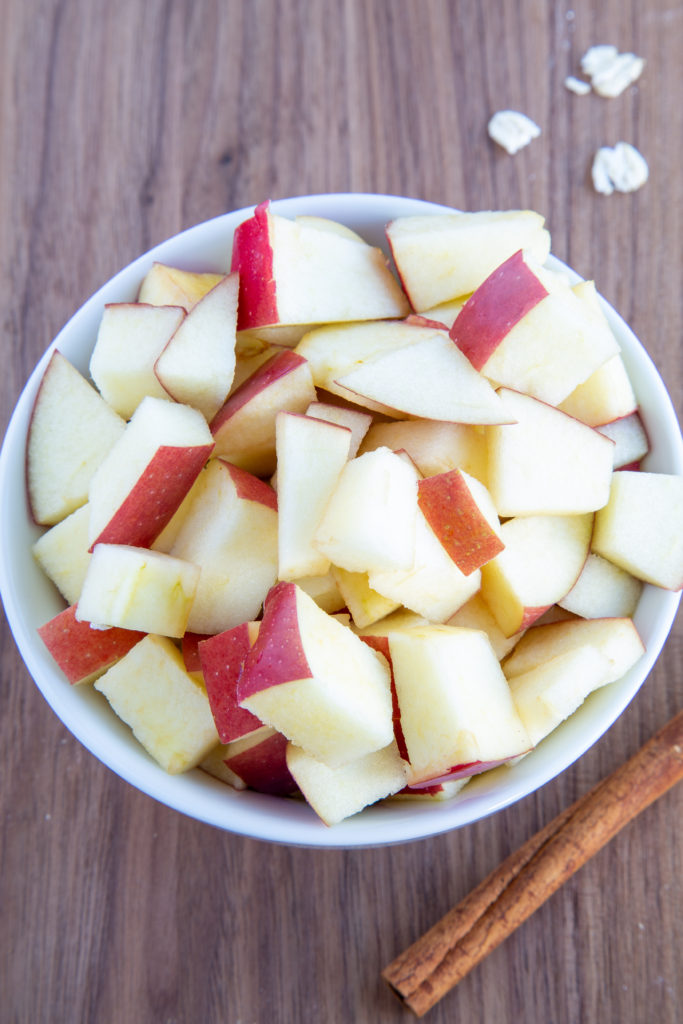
[1,1,682,1021]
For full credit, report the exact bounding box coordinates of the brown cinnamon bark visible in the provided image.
[383,710,683,1017]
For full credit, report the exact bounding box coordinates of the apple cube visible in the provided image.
[94,634,219,773]
[313,447,418,573]
[558,353,638,426]
[446,593,524,660]
[286,740,407,825]
[32,504,92,605]
[89,303,185,418]
[237,582,394,768]
[596,412,649,469]
[27,350,126,525]
[198,621,263,742]
[276,412,352,580]
[304,401,372,457]
[154,273,239,421]
[38,604,145,685]
[231,201,409,331]
[210,349,316,476]
[137,263,225,310]
[170,459,278,634]
[592,471,683,589]
[358,418,488,483]
[480,514,593,636]
[330,566,401,629]
[417,469,503,575]
[224,729,298,796]
[76,544,199,637]
[292,571,346,613]
[386,209,551,310]
[486,389,614,517]
[558,553,643,619]
[87,395,214,549]
[387,625,530,786]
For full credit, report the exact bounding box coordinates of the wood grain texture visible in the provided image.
[1,1,682,1022]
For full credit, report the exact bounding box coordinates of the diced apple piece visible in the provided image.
[331,566,401,629]
[150,473,205,554]
[558,554,643,619]
[276,412,352,580]
[335,328,509,425]
[76,544,199,637]
[224,730,298,796]
[592,472,683,589]
[32,504,92,605]
[387,625,530,786]
[210,349,316,476]
[170,459,278,634]
[198,621,262,743]
[446,593,524,660]
[410,298,466,329]
[597,412,649,469]
[480,514,593,636]
[154,273,239,421]
[502,616,645,684]
[304,401,372,457]
[237,582,394,768]
[392,778,470,801]
[386,210,551,310]
[558,353,638,426]
[417,469,503,575]
[358,419,488,483]
[486,389,614,516]
[89,303,185,418]
[87,396,214,549]
[353,609,430,636]
[38,605,145,685]
[200,741,249,790]
[293,571,346,613]
[27,350,126,525]
[286,740,407,825]
[451,252,620,405]
[313,448,418,574]
[137,263,225,310]
[94,634,219,773]
[231,201,409,330]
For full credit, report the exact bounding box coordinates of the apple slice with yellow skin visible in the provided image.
[486,389,614,517]
[286,740,407,826]
[387,625,530,787]
[38,605,145,685]
[417,468,503,575]
[170,459,278,635]
[27,350,126,526]
[198,621,263,743]
[210,349,316,476]
[386,210,550,310]
[94,634,219,774]
[237,582,394,769]
[480,514,593,636]
[154,273,239,421]
[87,396,214,549]
[358,418,488,483]
[592,471,683,590]
[33,504,92,605]
[231,201,409,331]
[89,303,185,418]
[137,263,225,310]
[451,252,620,405]
[76,544,199,638]
[276,412,352,581]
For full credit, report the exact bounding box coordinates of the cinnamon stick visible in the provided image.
[383,709,683,1017]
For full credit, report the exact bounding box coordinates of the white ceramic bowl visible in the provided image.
[1,194,681,848]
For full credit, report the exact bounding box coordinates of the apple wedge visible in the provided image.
[154,273,239,421]
[32,504,92,605]
[330,566,401,629]
[170,459,278,634]
[198,621,263,743]
[237,582,394,768]
[386,209,551,310]
[293,571,346,613]
[558,352,638,426]
[224,730,298,796]
[417,469,503,575]
[94,633,219,774]
[210,349,316,476]
[446,593,524,660]
[276,412,352,580]
[137,263,225,310]
[304,401,372,457]
[38,605,145,685]
[596,412,649,469]
[87,396,214,549]
[231,201,409,330]
[89,303,185,418]
[358,418,488,483]
[558,553,643,619]
[27,350,126,526]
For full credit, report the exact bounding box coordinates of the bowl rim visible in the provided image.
[1,192,681,848]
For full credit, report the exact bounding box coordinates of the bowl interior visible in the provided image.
[1,193,681,847]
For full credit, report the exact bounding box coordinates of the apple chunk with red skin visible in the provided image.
[27,350,126,526]
[225,729,298,796]
[87,396,214,550]
[210,349,316,476]
[417,469,503,575]
[231,200,409,331]
[198,621,262,743]
[237,582,394,769]
[38,605,145,685]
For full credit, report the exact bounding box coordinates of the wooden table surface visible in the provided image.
[2,1,682,1021]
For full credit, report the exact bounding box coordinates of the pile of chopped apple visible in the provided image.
[28,202,683,826]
